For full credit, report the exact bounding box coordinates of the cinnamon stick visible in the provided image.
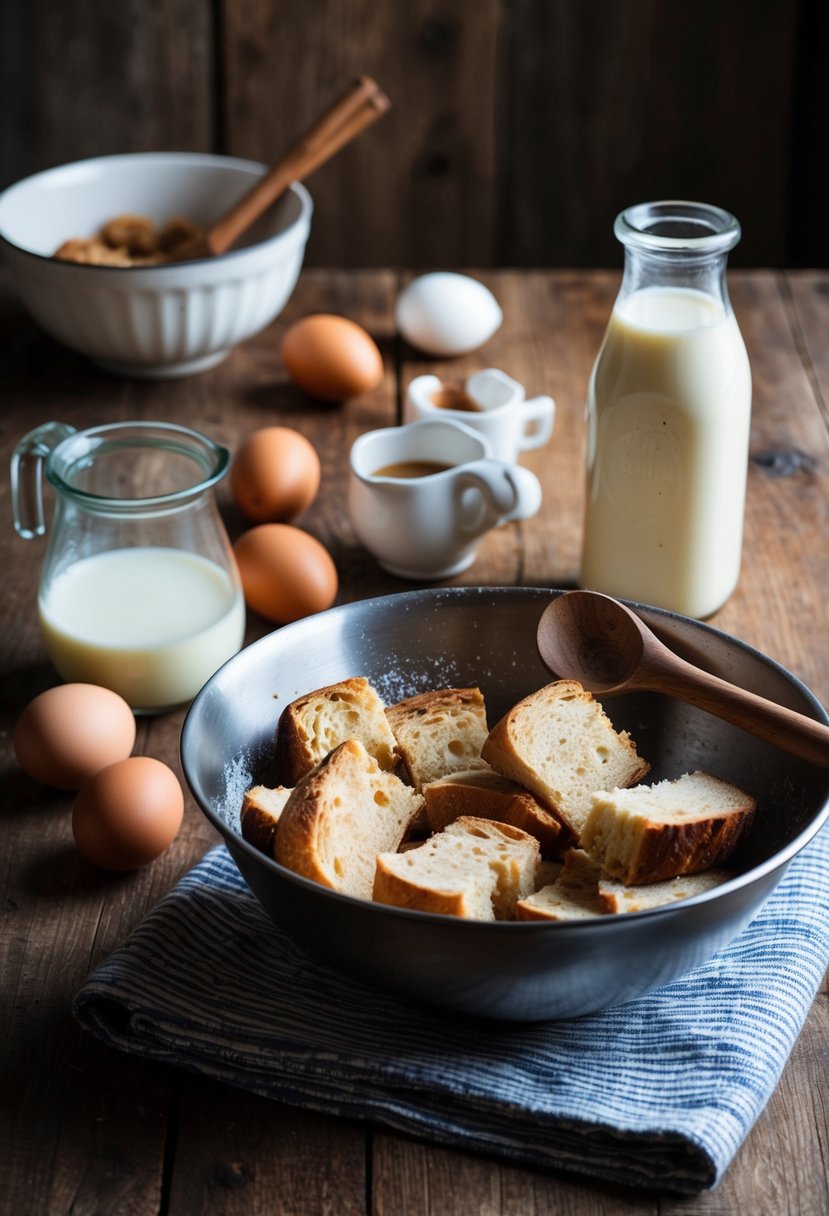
[194,76,390,259]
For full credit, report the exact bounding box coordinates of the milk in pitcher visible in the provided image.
[39,547,245,711]
[11,419,244,713]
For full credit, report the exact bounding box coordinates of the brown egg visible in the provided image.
[13,683,136,790]
[230,426,321,523]
[72,756,184,870]
[281,314,384,402]
[233,524,338,623]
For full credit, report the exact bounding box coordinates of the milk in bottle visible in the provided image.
[580,202,751,618]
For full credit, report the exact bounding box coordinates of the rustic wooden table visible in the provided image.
[2,268,828,1215]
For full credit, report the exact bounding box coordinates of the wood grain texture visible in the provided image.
[498,0,798,268]
[784,271,829,435]
[3,2,825,266]
[0,0,214,186]
[1,270,828,1214]
[373,1133,657,1214]
[219,0,499,268]
[168,1079,366,1215]
[714,273,829,700]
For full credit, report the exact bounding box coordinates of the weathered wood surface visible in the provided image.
[1,1,823,267]
[1,268,828,1215]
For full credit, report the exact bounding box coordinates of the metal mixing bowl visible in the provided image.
[181,587,829,1021]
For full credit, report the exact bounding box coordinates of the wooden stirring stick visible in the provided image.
[181,75,390,260]
[537,590,829,768]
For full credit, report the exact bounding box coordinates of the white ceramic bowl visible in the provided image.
[0,153,313,378]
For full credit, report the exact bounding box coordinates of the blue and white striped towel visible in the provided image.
[74,826,829,1194]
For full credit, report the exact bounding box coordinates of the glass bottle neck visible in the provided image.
[617,247,732,312]
[613,200,740,314]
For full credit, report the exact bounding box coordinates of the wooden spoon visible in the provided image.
[178,75,390,260]
[536,589,829,768]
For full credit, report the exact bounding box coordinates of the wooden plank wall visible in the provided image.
[0,0,824,269]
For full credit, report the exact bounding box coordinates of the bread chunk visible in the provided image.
[515,848,603,921]
[423,766,567,857]
[581,771,755,885]
[240,784,293,855]
[274,739,423,899]
[515,848,733,920]
[275,677,398,785]
[386,687,489,790]
[598,868,733,913]
[535,858,566,889]
[481,680,650,842]
[373,816,540,920]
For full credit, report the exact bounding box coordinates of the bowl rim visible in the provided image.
[0,150,313,273]
[181,585,829,930]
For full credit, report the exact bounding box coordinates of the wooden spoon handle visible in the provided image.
[205,75,390,257]
[647,653,829,768]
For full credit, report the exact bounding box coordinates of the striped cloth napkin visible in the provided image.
[74,826,829,1195]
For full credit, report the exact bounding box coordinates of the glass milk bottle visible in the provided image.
[11,420,245,713]
[580,201,752,618]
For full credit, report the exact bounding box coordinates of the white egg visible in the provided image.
[395,272,503,357]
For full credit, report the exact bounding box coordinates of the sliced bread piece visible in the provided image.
[535,858,565,889]
[481,679,650,842]
[373,815,540,921]
[581,770,755,885]
[274,738,423,899]
[598,868,733,914]
[515,848,604,922]
[386,687,489,790]
[275,677,398,785]
[423,766,567,857]
[240,784,293,855]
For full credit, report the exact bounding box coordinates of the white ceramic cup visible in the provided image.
[403,368,556,464]
[348,418,542,580]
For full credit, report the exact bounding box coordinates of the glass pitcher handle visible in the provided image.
[11,422,76,539]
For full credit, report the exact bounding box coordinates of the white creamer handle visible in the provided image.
[453,460,542,534]
[517,395,556,451]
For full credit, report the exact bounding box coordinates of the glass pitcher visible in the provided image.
[11,420,245,713]
[580,201,752,619]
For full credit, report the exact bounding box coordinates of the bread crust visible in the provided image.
[374,816,540,920]
[274,738,423,898]
[482,679,650,841]
[372,860,483,918]
[386,687,489,789]
[274,676,398,785]
[240,785,292,856]
[514,849,603,922]
[598,868,733,913]
[515,847,736,921]
[423,767,567,858]
[582,772,755,885]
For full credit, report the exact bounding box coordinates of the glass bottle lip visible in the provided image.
[614,200,741,255]
[46,420,230,510]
